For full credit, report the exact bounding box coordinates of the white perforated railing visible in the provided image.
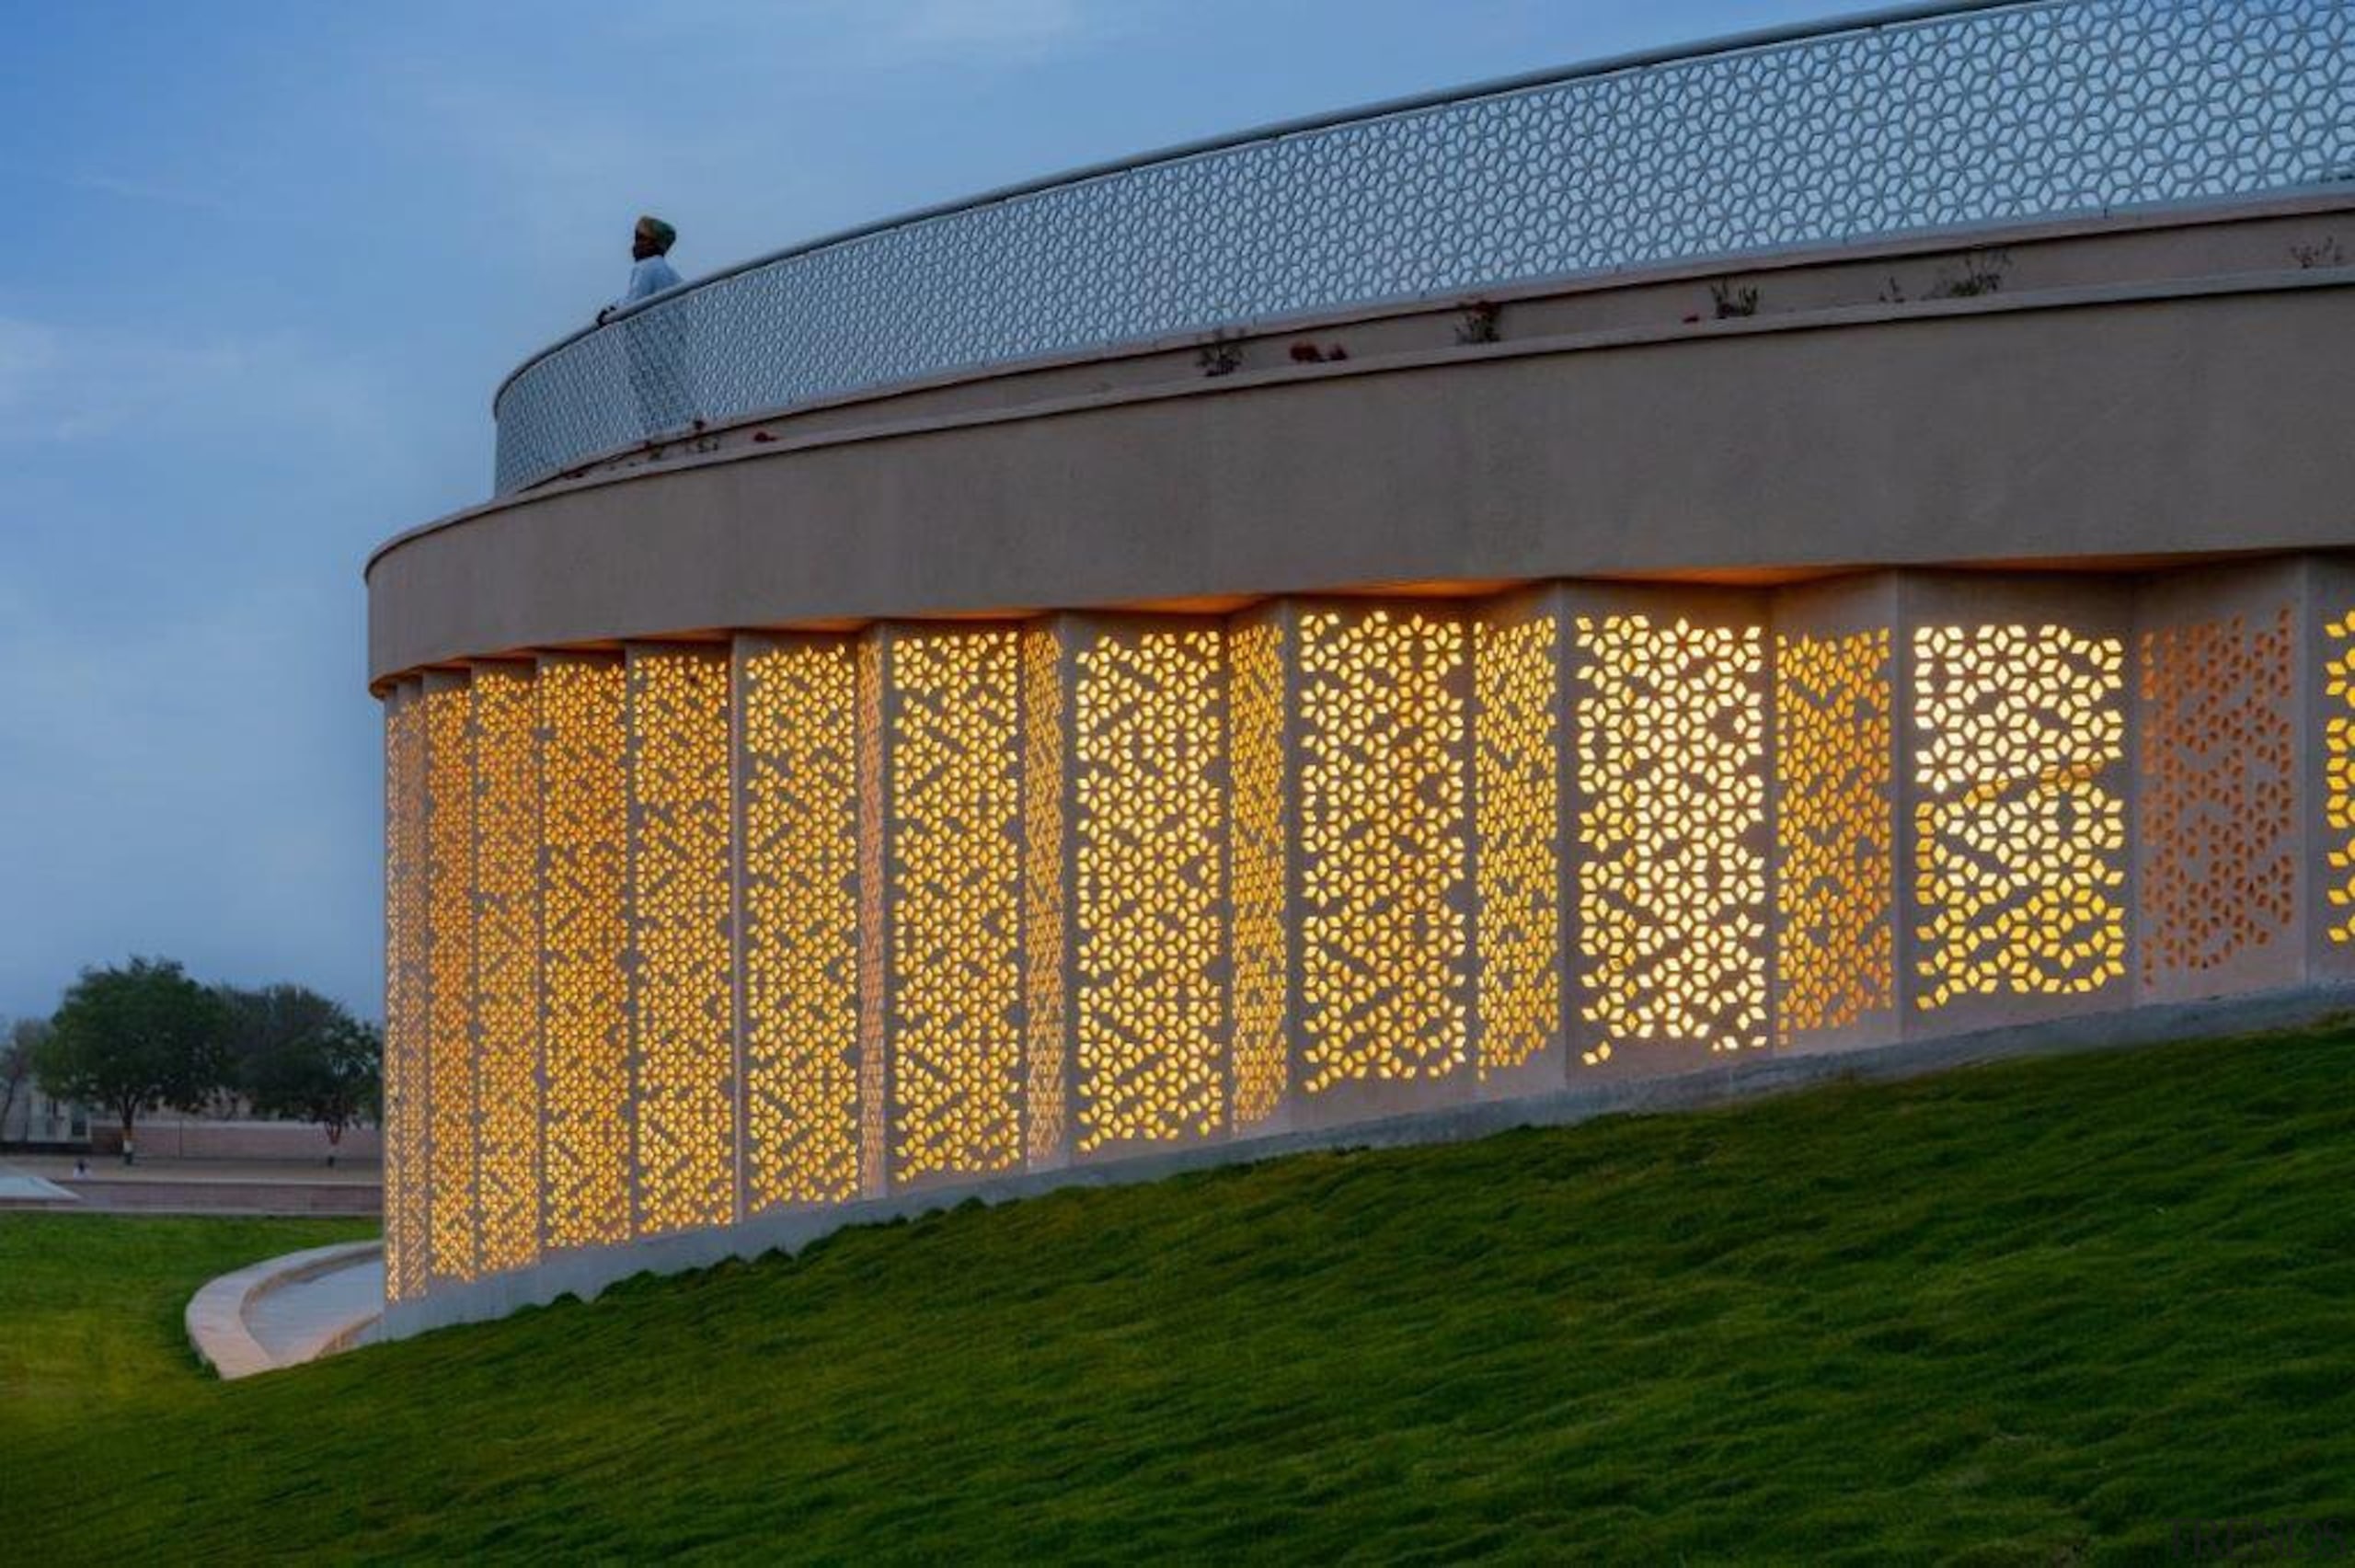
[490,0,2354,494]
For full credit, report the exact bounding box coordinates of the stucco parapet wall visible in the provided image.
[382,983,2355,1343]
[371,262,2355,684]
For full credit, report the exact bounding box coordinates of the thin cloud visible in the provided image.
[878,0,1109,60]
[645,0,1132,70]
[63,170,232,213]
[0,317,390,447]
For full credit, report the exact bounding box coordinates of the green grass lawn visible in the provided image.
[4,1026,2353,1564]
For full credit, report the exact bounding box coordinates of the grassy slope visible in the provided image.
[3,1028,2352,1564]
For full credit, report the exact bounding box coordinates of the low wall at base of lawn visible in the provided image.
[88,1121,382,1162]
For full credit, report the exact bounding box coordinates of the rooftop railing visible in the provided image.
[490,0,2352,495]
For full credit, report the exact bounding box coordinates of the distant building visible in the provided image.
[1,1077,89,1148]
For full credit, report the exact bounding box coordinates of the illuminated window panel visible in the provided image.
[1228,615,1290,1128]
[1572,613,1768,1065]
[627,647,736,1236]
[2323,613,2355,945]
[2142,610,2296,979]
[1473,612,1561,1078]
[1913,624,2127,1009]
[856,637,888,1195]
[423,676,479,1282]
[1298,608,1469,1093]
[1020,624,1069,1165]
[887,629,1024,1183]
[539,655,629,1251]
[1074,625,1227,1150]
[1775,629,1893,1043]
[739,638,862,1211]
[381,684,430,1302]
[470,664,542,1276]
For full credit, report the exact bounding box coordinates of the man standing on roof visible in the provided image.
[596,215,683,326]
[596,215,694,441]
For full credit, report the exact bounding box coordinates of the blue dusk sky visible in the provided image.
[0,0,1891,1022]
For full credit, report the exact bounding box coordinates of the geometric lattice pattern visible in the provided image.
[1074,626,1226,1150]
[740,640,862,1211]
[470,664,542,1276]
[423,678,478,1283]
[2140,610,2296,980]
[1297,608,1469,1093]
[539,656,629,1250]
[1020,624,1068,1164]
[495,1,2352,492]
[381,575,2355,1310]
[2325,614,2355,946]
[1473,612,1560,1077]
[381,685,429,1301]
[1775,629,1893,1043]
[627,647,736,1236]
[856,639,888,1194]
[1913,624,2128,1010]
[1228,615,1289,1128]
[886,630,1023,1183]
[1571,614,1768,1066]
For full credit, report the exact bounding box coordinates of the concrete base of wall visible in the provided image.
[382,980,2355,1343]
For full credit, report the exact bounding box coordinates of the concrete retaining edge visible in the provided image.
[185,1240,385,1380]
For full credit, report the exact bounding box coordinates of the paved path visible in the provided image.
[186,1242,385,1379]
[3,1153,380,1217]
[0,1160,78,1206]
[8,1152,380,1185]
[245,1252,385,1359]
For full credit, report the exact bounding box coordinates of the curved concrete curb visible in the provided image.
[185,1240,384,1380]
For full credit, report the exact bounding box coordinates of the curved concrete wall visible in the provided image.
[378,556,2355,1335]
[370,198,2355,686]
[372,197,2355,1335]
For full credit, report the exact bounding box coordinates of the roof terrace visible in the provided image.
[487,0,2355,497]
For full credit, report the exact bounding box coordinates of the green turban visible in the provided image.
[636,215,677,252]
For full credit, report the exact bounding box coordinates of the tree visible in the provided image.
[215,983,344,1113]
[0,1017,42,1141]
[35,958,229,1161]
[240,1009,382,1166]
